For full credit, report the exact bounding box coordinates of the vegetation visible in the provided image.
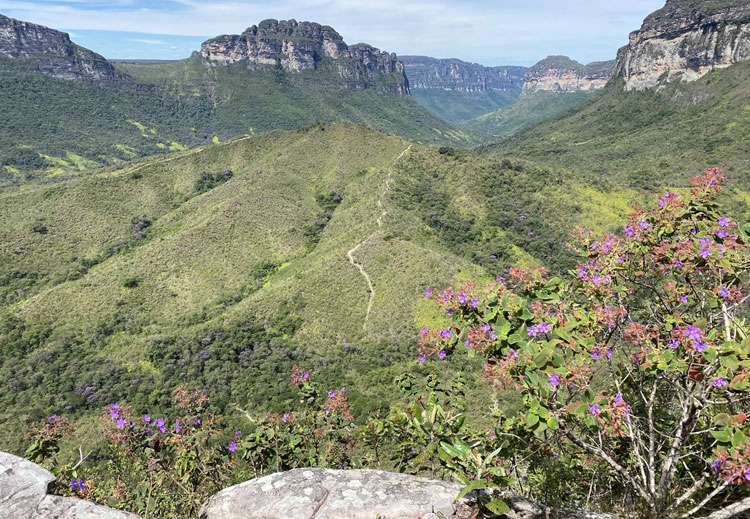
[419,170,750,516]
[409,88,520,123]
[464,90,594,140]
[0,56,474,181]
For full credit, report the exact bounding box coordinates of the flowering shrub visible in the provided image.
[420,170,749,517]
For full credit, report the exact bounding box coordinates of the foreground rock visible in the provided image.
[200,468,469,519]
[0,452,137,519]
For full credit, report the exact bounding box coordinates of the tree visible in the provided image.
[420,169,749,517]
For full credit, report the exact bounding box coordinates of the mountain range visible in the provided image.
[1,0,749,456]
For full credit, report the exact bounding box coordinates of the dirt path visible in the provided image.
[346,144,412,330]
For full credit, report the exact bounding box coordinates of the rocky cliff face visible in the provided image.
[0,13,121,81]
[522,56,614,94]
[400,55,526,93]
[614,0,750,91]
[200,19,409,96]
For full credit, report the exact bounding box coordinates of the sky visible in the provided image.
[0,0,667,65]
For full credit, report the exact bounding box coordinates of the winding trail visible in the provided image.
[346,144,412,330]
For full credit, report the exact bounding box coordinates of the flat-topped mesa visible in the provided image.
[400,55,526,93]
[200,19,409,95]
[614,0,750,91]
[521,55,614,94]
[0,13,121,80]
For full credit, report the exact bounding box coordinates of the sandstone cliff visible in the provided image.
[400,55,526,93]
[522,56,614,94]
[0,13,121,81]
[614,0,750,91]
[200,19,409,96]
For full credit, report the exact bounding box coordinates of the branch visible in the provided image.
[700,496,750,519]
[680,480,729,518]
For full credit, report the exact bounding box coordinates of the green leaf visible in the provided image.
[486,499,510,514]
[526,412,539,427]
[732,430,746,448]
[721,355,740,372]
[547,417,559,430]
[711,430,731,443]
[456,480,488,500]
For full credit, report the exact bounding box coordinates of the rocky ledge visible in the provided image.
[521,56,614,94]
[0,451,137,519]
[614,0,750,90]
[200,19,409,96]
[0,13,121,81]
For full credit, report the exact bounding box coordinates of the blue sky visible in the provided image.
[0,0,666,65]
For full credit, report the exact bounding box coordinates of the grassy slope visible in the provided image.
[463,90,594,140]
[0,123,642,451]
[409,88,520,123]
[494,62,750,192]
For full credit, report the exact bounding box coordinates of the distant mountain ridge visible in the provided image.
[522,55,614,93]
[400,56,525,92]
[0,13,121,80]
[399,56,526,123]
[614,0,750,90]
[200,19,409,96]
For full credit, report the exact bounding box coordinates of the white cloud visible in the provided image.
[129,38,168,45]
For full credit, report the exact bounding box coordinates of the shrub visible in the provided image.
[419,169,750,517]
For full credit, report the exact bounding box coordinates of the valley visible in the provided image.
[1,1,750,517]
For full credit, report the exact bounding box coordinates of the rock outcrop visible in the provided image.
[0,451,137,518]
[522,56,614,94]
[199,468,466,519]
[401,55,526,93]
[200,19,409,96]
[0,13,121,81]
[614,0,750,91]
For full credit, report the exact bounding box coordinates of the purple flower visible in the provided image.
[228,442,237,453]
[418,354,426,363]
[282,413,291,422]
[108,404,120,420]
[613,393,624,405]
[711,459,722,472]
[340,386,346,394]
[496,275,505,283]
[548,374,560,387]
[327,389,336,398]
[438,350,447,359]
[694,342,708,353]
[745,467,750,481]
[674,259,683,269]
[155,418,166,433]
[680,294,688,303]
[577,266,586,279]
[711,377,727,387]
[699,237,711,247]
[719,287,730,299]
[424,289,432,297]
[47,414,58,423]
[624,225,634,238]
[420,326,428,336]
[718,217,730,227]
[638,221,649,230]
[590,350,600,360]
[116,418,127,429]
[174,421,181,434]
[699,247,711,259]
[194,418,201,425]
[70,478,80,491]
[686,325,703,342]
[142,415,150,423]
[458,293,467,305]
[537,322,550,334]
[440,329,451,339]
[470,298,479,308]
[234,430,242,437]
[717,228,727,239]
[527,325,538,337]
[302,371,309,380]
[589,404,601,416]
[481,324,491,333]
